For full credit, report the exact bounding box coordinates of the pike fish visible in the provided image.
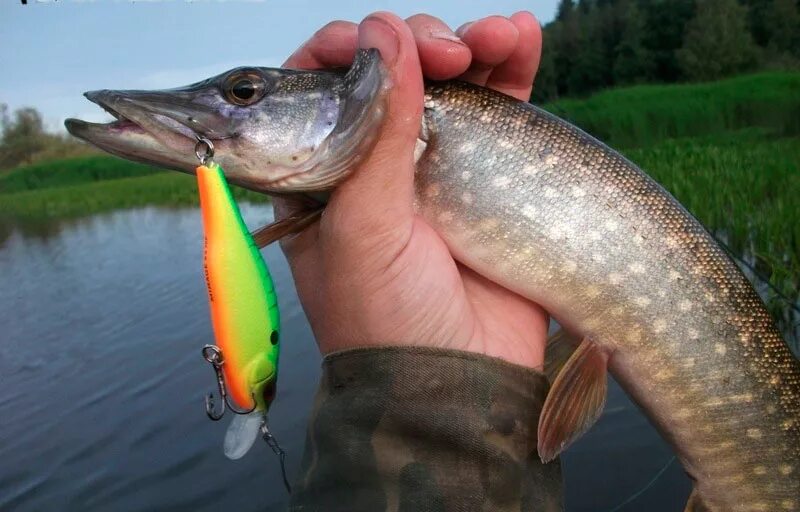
[65,49,800,511]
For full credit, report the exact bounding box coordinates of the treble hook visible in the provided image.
[202,344,257,421]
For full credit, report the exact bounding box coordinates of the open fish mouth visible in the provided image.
[65,87,228,174]
[70,96,145,134]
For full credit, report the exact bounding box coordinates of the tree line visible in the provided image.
[3,0,798,169]
[0,104,93,171]
[532,0,800,102]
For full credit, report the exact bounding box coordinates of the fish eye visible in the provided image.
[224,71,266,106]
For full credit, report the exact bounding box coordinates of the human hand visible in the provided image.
[277,11,548,369]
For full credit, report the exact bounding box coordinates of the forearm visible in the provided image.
[288,346,563,511]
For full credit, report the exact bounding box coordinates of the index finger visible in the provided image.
[283,20,359,69]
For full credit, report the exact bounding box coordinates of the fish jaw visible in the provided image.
[65,82,247,177]
[65,49,388,194]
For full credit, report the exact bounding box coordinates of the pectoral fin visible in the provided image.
[251,207,323,248]
[537,337,608,462]
[684,488,711,512]
[544,329,581,383]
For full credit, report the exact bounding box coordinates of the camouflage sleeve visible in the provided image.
[288,346,563,512]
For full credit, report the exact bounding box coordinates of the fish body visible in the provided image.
[66,50,800,509]
[196,162,281,458]
[416,81,800,511]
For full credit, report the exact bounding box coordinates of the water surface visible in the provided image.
[1,206,702,511]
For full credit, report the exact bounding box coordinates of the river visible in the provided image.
[1,204,712,511]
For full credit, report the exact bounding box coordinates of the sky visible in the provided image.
[1,0,558,132]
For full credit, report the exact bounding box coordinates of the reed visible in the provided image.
[546,72,800,147]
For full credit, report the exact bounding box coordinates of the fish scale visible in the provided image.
[417,80,799,511]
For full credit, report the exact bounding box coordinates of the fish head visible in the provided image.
[65,49,387,193]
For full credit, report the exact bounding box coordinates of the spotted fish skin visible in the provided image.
[414,81,800,511]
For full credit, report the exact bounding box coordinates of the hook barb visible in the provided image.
[206,392,226,421]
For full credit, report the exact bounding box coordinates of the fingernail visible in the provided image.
[455,22,473,38]
[359,16,399,65]
[429,29,464,44]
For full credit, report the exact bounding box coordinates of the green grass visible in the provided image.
[0,171,267,220]
[545,72,800,147]
[1,72,797,306]
[0,154,163,194]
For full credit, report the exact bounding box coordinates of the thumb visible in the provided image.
[327,12,423,247]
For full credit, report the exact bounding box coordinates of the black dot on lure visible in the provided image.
[270,330,279,345]
[262,381,276,403]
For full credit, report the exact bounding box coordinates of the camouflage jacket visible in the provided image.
[288,346,563,511]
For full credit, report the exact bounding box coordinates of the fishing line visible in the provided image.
[261,422,292,494]
[606,456,676,512]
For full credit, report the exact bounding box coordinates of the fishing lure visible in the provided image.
[194,138,286,471]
